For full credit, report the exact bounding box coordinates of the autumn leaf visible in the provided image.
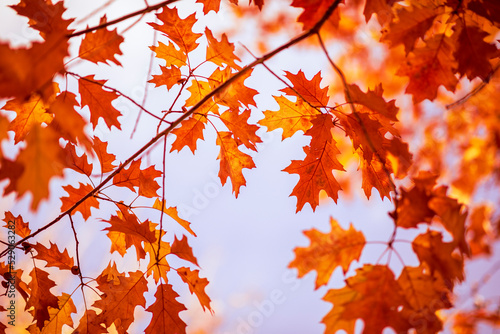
[92,137,116,174]
[145,283,187,334]
[283,114,344,211]
[345,83,399,122]
[381,4,443,54]
[280,70,329,107]
[150,41,188,68]
[170,113,208,153]
[60,183,100,220]
[360,157,393,200]
[17,125,65,210]
[149,8,202,54]
[79,15,124,66]
[171,235,199,266]
[177,267,212,312]
[149,65,183,90]
[289,218,365,288]
[196,0,221,14]
[93,267,148,333]
[0,157,24,197]
[323,265,411,334]
[2,211,31,239]
[26,267,59,330]
[397,34,458,103]
[467,0,500,25]
[291,0,341,30]
[363,0,397,25]
[467,205,493,256]
[143,221,171,283]
[205,28,241,70]
[79,75,122,130]
[220,108,262,151]
[258,95,318,140]
[412,230,464,283]
[153,198,196,236]
[32,242,75,271]
[112,160,162,198]
[73,310,107,334]
[38,293,76,334]
[104,207,157,260]
[60,143,93,177]
[216,131,256,197]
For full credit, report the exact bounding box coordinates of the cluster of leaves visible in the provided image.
[0,0,499,333]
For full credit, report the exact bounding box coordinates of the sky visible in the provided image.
[1,1,499,334]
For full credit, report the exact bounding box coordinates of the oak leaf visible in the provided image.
[196,0,221,14]
[26,267,59,330]
[0,157,24,197]
[150,41,188,68]
[3,211,31,238]
[170,113,208,153]
[291,0,341,30]
[61,143,93,177]
[79,15,124,66]
[153,198,196,236]
[208,67,258,110]
[112,160,162,198]
[220,108,262,151]
[346,83,398,122]
[17,125,65,210]
[78,76,122,130]
[397,34,458,103]
[360,157,393,200]
[412,230,464,283]
[60,183,99,220]
[258,95,318,140]
[467,0,500,25]
[177,267,212,312]
[280,70,329,107]
[32,242,74,271]
[283,114,344,211]
[171,235,199,266]
[93,267,148,333]
[73,310,107,334]
[38,293,76,334]
[145,283,187,334]
[149,8,202,54]
[149,65,182,90]
[467,205,493,256]
[205,28,241,70]
[216,131,256,197]
[143,221,171,283]
[92,137,116,174]
[363,0,398,24]
[289,218,365,288]
[323,265,411,334]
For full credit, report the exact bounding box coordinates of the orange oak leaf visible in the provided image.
[0,265,29,303]
[360,157,393,200]
[144,226,171,283]
[60,183,100,220]
[171,235,199,266]
[150,41,188,68]
[3,89,56,143]
[170,113,208,153]
[37,293,76,334]
[145,283,187,334]
[49,91,92,152]
[280,70,329,107]
[177,267,212,312]
[78,75,122,130]
[73,310,107,334]
[149,8,202,54]
[32,242,74,271]
[61,143,93,176]
[153,198,196,236]
[149,65,182,90]
[363,0,397,25]
[452,21,498,81]
[0,157,24,197]
[258,95,319,140]
[196,0,221,14]
[93,137,116,174]
[289,218,365,288]
[79,15,124,66]
[397,34,458,103]
[104,207,157,260]
[220,108,262,151]
[216,131,256,197]
[412,230,464,283]
[205,28,241,70]
[3,211,31,238]
[283,114,344,211]
[346,83,399,122]
[467,205,493,256]
[112,160,161,198]
[323,265,411,334]
[291,0,341,31]
[17,125,65,210]
[186,78,219,114]
[208,67,258,110]
[381,4,443,54]
[26,267,59,330]
[397,265,452,334]
[93,267,148,333]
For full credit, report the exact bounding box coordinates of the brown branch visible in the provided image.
[67,0,180,38]
[0,0,342,258]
